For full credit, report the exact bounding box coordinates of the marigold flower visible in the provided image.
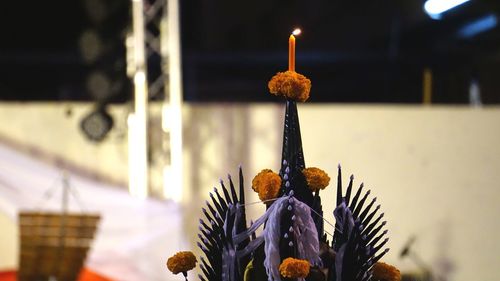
[166,251,197,275]
[251,169,281,202]
[372,262,401,281]
[302,167,330,192]
[279,257,310,278]
[268,71,311,102]
[251,169,272,192]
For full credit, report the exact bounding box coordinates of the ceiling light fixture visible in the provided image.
[424,0,470,20]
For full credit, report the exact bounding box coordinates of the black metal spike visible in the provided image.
[239,166,245,205]
[235,168,249,241]
[349,183,364,213]
[199,218,214,233]
[353,190,371,218]
[201,257,216,276]
[367,230,387,251]
[250,220,257,241]
[337,164,343,206]
[210,193,225,217]
[372,238,389,254]
[220,179,232,204]
[371,248,390,265]
[197,241,210,255]
[228,174,239,203]
[312,191,324,240]
[368,230,388,249]
[359,197,377,223]
[366,221,386,242]
[198,233,214,249]
[199,226,218,247]
[200,236,216,253]
[362,212,383,236]
[202,249,220,270]
[202,208,216,226]
[206,202,224,226]
[213,187,228,211]
[199,260,211,279]
[345,174,354,205]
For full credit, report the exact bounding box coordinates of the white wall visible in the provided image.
[296,105,500,281]
[0,212,16,269]
[0,103,499,281]
[0,103,130,186]
[167,104,500,281]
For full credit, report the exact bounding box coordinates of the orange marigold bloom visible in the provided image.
[268,71,311,102]
[251,169,281,202]
[372,262,401,281]
[251,169,272,192]
[279,257,310,278]
[302,167,330,192]
[166,251,197,275]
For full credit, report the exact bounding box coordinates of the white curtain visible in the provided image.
[0,143,188,281]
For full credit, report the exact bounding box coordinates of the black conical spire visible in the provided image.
[279,100,313,206]
[278,99,315,261]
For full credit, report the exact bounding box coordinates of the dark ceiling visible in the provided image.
[0,0,499,103]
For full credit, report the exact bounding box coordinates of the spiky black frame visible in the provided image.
[196,101,390,281]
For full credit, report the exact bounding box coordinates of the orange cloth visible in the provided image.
[0,268,114,281]
[0,271,15,281]
[78,268,115,281]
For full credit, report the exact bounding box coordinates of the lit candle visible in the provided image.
[288,28,301,72]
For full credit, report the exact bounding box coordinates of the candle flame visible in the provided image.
[292,28,301,36]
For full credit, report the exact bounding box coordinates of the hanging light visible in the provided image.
[80,106,114,142]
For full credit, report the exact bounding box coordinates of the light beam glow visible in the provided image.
[424,0,470,20]
[457,14,498,38]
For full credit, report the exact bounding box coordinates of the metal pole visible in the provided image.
[162,0,184,202]
[62,172,69,214]
[129,0,149,198]
[423,67,433,105]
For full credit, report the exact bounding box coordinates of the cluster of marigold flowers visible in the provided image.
[302,167,330,192]
[279,257,310,278]
[251,169,282,202]
[268,70,311,102]
[251,167,330,203]
[166,251,197,276]
[373,261,401,281]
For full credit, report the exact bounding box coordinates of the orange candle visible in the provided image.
[288,29,301,72]
[289,34,295,72]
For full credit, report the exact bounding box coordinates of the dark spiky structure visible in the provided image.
[311,191,325,242]
[183,65,401,281]
[197,167,249,281]
[278,100,324,260]
[279,100,310,204]
[329,167,390,281]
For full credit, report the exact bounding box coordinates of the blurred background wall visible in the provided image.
[0,103,499,280]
